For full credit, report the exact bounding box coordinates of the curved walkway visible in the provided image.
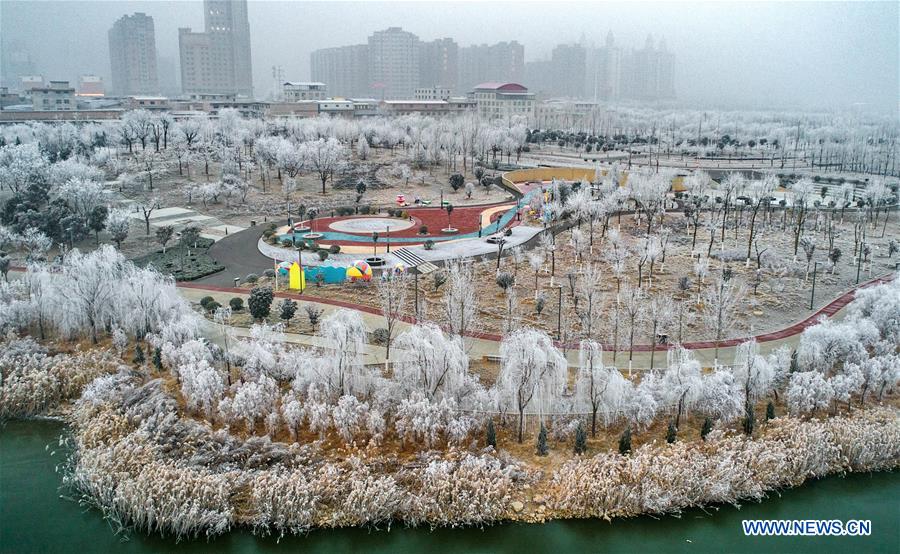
[177,272,894,352]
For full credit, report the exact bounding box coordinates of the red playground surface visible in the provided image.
[301,201,519,246]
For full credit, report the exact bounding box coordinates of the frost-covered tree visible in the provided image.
[180,359,225,419]
[787,371,834,415]
[106,209,131,248]
[318,309,368,396]
[302,138,347,194]
[498,328,567,442]
[442,260,478,338]
[228,374,278,431]
[392,323,469,401]
[356,133,370,160]
[662,346,704,429]
[576,340,626,436]
[377,272,408,360]
[702,275,744,364]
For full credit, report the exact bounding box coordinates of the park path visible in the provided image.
[8,267,892,369]
[177,272,894,368]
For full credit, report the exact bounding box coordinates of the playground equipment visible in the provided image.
[288,262,306,291]
[346,260,373,282]
[276,261,292,276]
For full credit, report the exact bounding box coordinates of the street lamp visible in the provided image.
[386,225,391,253]
[372,231,379,256]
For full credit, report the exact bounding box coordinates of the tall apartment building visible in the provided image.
[621,35,675,100]
[0,40,37,90]
[367,27,420,100]
[419,38,458,92]
[108,13,159,96]
[458,41,524,93]
[585,31,622,100]
[179,0,253,97]
[550,43,586,98]
[310,44,369,98]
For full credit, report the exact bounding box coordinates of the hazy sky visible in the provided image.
[1,1,897,112]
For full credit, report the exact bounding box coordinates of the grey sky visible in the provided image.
[1,1,897,112]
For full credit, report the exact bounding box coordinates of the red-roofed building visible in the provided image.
[470,82,534,121]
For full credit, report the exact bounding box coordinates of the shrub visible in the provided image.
[573,422,587,454]
[132,344,145,365]
[280,238,294,247]
[372,328,389,345]
[279,298,297,321]
[229,297,244,311]
[263,269,275,278]
[244,273,259,284]
[262,229,275,239]
[358,205,371,215]
[204,301,221,314]
[419,225,429,235]
[766,401,776,421]
[305,305,323,328]
[329,244,341,254]
[700,417,713,441]
[536,423,548,456]
[423,240,435,250]
[666,421,677,443]
[317,250,329,261]
[199,296,215,309]
[486,420,496,448]
[495,272,515,290]
[618,428,632,455]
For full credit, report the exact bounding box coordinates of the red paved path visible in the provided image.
[178,273,894,351]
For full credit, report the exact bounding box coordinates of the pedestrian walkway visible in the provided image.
[178,272,894,370]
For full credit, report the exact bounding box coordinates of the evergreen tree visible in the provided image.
[618,427,632,455]
[486,419,496,448]
[152,347,162,371]
[666,421,677,444]
[574,421,587,454]
[536,423,548,456]
[133,344,145,365]
[765,400,776,422]
[700,417,713,441]
[248,286,274,321]
[743,404,756,435]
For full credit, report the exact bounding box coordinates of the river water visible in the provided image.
[1,419,897,553]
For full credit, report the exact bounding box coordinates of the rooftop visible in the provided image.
[472,82,528,92]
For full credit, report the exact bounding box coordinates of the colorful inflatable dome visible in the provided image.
[346,260,373,282]
[277,261,293,276]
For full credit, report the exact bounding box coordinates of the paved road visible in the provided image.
[193,220,280,287]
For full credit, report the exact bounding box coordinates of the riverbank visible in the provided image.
[2,419,898,554]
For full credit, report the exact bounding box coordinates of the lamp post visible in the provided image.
[386,225,390,253]
[557,284,564,341]
[809,261,818,310]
